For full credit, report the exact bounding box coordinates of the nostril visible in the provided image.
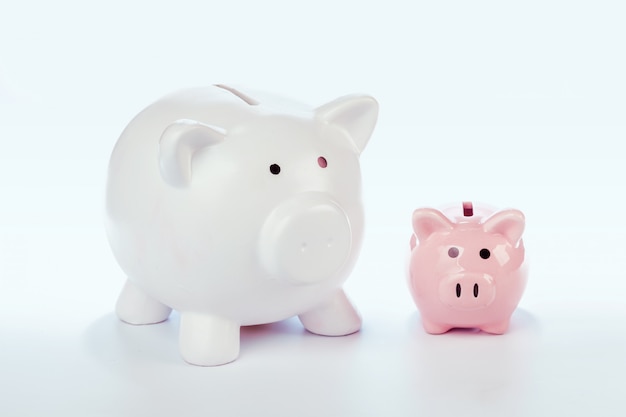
[473,283,479,297]
[300,242,307,252]
[327,237,334,248]
[456,283,461,298]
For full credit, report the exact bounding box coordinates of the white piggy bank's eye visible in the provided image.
[269,164,281,175]
[318,156,328,168]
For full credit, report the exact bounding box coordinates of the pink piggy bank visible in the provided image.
[408,202,527,334]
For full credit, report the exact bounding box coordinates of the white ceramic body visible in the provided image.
[106,85,378,365]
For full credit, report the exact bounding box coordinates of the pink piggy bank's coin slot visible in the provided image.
[463,201,473,217]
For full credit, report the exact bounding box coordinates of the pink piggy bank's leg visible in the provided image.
[179,313,240,366]
[298,289,361,336]
[480,319,510,335]
[421,318,452,334]
[116,279,172,325]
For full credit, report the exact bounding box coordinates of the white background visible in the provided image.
[1,1,625,416]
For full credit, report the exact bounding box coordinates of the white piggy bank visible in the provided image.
[106,84,378,366]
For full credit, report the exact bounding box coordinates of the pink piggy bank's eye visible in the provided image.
[318,156,328,168]
[269,164,281,175]
[448,247,459,258]
[480,248,491,259]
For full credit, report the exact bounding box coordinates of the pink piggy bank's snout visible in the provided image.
[259,193,352,285]
[439,273,496,310]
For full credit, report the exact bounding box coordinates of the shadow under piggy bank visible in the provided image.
[404,308,541,417]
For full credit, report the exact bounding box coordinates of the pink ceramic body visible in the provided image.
[408,202,527,334]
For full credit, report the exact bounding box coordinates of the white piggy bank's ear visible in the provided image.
[412,208,454,242]
[482,209,525,246]
[315,95,378,154]
[159,119,226,187]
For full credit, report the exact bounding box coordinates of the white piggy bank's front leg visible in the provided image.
[179,313,240,366]
[116,279,172,325]
[298,289,362,336]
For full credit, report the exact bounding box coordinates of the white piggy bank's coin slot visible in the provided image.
[214,84,259,106]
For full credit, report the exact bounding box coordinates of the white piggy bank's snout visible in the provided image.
[259,193,352,285]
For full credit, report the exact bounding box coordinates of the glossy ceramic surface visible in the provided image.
[106,84,378,365]
[408,202,527,334]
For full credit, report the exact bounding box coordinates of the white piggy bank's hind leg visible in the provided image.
[298,289,362,336]
[116,279,172,325]
[179,313,240,366]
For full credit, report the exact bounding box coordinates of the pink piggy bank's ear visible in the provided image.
[159,119,226,187]
[412,208,454,242]
[315,95,378,154]
[482,209,525,246]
